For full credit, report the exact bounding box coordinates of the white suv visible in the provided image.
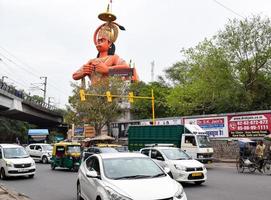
[25,143,53,164]
[140,146,207,185]
[0,144,36,179]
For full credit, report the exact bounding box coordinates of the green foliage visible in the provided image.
[0,117,34,143]
[130,81,173,119]
[166,15,271,115]
[65,78,125,135]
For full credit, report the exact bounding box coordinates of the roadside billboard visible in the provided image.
[228,113,271,137]
[184,117,228,138]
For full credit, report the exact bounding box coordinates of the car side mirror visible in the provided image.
[86,171,101,179]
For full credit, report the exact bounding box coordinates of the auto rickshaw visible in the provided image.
[51,142,81,171]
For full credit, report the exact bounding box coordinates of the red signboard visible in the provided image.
[228,113,271,137]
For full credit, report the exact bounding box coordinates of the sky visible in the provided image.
[1,0,271,108]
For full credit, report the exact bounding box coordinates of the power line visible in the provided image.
[0,47,69,96]
[0,59,32,89]
[212,0,245,19]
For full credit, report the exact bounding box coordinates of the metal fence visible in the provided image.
[0,80,61,114]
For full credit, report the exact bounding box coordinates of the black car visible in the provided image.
[82,147,118,161]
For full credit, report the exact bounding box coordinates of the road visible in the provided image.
[1,163,271,200]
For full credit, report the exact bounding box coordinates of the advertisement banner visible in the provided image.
[74,127,84,137]
[228,113,271,137]
[184,117,228,138]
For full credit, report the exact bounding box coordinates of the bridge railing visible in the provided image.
[0,80,62,114]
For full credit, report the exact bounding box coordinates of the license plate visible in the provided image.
[18,168,29,172]
[192,172,202,177]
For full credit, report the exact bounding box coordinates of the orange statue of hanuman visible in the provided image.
[72,6,138,84]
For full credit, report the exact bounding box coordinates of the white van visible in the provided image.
[0,144,36,179]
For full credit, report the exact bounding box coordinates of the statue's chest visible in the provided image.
[95,56,114,65]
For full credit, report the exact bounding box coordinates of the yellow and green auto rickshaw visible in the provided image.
[51,142,81,171]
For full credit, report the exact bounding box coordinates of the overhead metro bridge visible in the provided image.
[0,81,64,127]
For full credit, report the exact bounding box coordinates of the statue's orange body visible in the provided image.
[73,22,138,84]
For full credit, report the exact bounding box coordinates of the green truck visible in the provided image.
[128,124,214,163]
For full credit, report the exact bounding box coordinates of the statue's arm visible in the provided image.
[72,60,93,80]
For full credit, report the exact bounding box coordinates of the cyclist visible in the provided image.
[255,140,265,173]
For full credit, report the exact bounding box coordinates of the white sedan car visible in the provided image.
[77,152,187,200]
[140,147,207,185]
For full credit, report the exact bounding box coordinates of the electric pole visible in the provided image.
[1,76,8,82]
[151,61,155,82]
[48,97,54,105]
[40,76,47,101]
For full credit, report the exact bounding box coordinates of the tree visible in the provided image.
[165,15,271,115]
[66,78,126,135]
[0,116,34,143]
[216,15,271,110]
[166,40,241,115]
[130,81,173,119]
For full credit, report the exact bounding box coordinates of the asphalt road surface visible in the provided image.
[1,163,271,200]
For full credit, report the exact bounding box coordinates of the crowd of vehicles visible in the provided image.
[0,139,208,200]
[128,124,214,164]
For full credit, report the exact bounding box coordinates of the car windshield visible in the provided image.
[100,148,118,153]
[161,148,190,160]
[3,147,29,159]
[43,145,53,151]
[103,157,165,180]
[197,135,212,148]
[67,146,81,153]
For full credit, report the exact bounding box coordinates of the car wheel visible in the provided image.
[42,156,48,164]
[77,183,83,200]
[29,174,35,178]
[194,181,205,185]
[0,168,7,180]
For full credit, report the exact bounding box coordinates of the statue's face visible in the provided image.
[96,37,111,52]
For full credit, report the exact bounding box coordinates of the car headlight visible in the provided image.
[31,161,35,166]
[174,164,186,171]
[174,186,185,199]
[6,160,13,167]
[202,165,206,170]
[105,187,132,200]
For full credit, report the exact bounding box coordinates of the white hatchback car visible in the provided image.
[0,144,36,179]
[25,143,53,164]
[77,153,187,200]
[140,147,207,185]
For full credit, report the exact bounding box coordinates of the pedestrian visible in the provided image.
[16,137,20,145]
[255,140,265,172]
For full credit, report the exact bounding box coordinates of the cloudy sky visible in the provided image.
[1,0,271,108]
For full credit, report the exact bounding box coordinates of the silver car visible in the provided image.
[77,152,187,200]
